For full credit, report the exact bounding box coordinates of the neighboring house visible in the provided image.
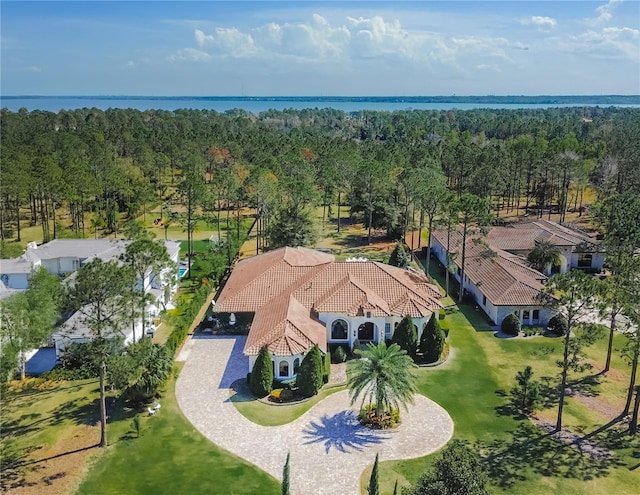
[213,247,442,379]
[488,220,604,274]
[431,220,601,328]
[0,238,181,358]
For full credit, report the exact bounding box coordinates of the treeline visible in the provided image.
[1,106,639,252]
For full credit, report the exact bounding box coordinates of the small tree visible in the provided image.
[250,347,273,397]
[332,345,347,363]
[406,440,490,495]
[392,316,418,360]
[389,242,409,268]
[501,313,521,336]
[282,452,290,495]
[297,345,323,398]
[510,366,542,414]
[419,314,445,363]
[368,453,380,495]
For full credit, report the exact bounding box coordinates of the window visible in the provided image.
[366,311,372,318]
[293,358,300,375]
[523,310,530,320]
[577,253,593,268]
[385,323,391,337]
[331,319,348,340]
[482,295,487,306]
[533,310,540,321]
[279,361,289,377]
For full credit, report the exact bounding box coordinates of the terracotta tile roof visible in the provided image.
[489,219,597,250]
[215,247,442,356]
[432,229,546,307]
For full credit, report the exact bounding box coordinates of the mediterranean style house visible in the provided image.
[213,247,442,379]
[0,238,181,357]
[431,220,602,328]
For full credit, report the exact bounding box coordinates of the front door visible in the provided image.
[358,322,375,341]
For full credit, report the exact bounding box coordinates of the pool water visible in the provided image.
[178,267,188,278]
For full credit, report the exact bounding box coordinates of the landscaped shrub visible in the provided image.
[297,345,323,398]
[389,242,409,268]
[332,345,347,363]
[548,314,568,336]
[249,347,273,397]
[439,320,450,338]
[391,315,417,359]
[419,313,445,363]
[359,404,401,429]
[323,351,331,384]
[501,313,521,336]
[351,338,361,355]
[439,309,446,320]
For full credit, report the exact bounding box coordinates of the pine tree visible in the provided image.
[250,347,273,397]
[282,452,290,495]
[419,313,445,363]
[368,453,379,495]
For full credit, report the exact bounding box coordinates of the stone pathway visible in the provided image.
[175,335,454,495]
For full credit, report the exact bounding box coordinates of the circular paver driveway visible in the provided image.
[176,336,454,495]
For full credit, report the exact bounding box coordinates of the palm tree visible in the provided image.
[527,240,563,275]
[347,341,417,421]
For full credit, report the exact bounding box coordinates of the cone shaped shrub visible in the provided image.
[250,346,273,397]
[420,313,445,363]
[297,345,323,397]
[392,315,417,359]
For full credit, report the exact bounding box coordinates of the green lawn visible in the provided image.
[363,271,639,495]
[231,384,345,426]
[75,368,280,495]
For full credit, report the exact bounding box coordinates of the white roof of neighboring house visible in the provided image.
[0,256,34,275]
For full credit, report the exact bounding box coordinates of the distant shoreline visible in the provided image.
[3,94,640,105]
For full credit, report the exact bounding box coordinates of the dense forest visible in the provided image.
[1,105,639,254]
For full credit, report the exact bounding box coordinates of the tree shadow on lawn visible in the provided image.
[302,410,390,454]
[478,421,626,489]
[494,377,560,421]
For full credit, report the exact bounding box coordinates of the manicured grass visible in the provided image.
[231,384,346,427]
[75,369,280,495]
[365,272,639,495]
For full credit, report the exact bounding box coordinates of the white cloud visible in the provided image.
[476,63,502,72]
[27,65,42,72]
[523,16,557,31]
[173,13,527,70]
[569,26,639,60]
[589,0,624,25]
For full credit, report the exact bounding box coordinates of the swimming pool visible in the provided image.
[178,267,188,278]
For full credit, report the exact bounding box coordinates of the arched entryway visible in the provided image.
[358,322,375,341]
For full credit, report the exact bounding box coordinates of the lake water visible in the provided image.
[2,96,639,113]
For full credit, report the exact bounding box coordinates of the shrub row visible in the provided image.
[166,285,212,357]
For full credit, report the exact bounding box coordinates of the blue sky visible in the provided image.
[1,1,638,95]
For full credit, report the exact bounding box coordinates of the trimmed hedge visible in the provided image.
[420,313,446,363]
[166,285,212,357]
[297,345,323,398]
[548,314,568,336]
[250,347,273,397]
[501,313,521,336]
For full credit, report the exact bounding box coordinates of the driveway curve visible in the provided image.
[176,335,454,495]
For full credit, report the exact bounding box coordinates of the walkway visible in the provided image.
[175,336,454,495]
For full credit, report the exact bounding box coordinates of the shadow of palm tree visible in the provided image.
[302,410,390,454]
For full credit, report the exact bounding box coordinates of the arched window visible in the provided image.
[331,319,348,340]
[279,360,290,377]
[293,358,300,375]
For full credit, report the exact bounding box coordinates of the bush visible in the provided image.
[419,313,445,363]
[391,315,417,359]
[548,314,568,336]
[359,404,401,429]
[297,345,323,398]
[501,313,521,336]
[332,345,347,363]
[439,309,446,320]
[323,351,331,384]
[389,242,409,268]
[439,320,450,338]
[249,347,273,397]
[351,339,361,355]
